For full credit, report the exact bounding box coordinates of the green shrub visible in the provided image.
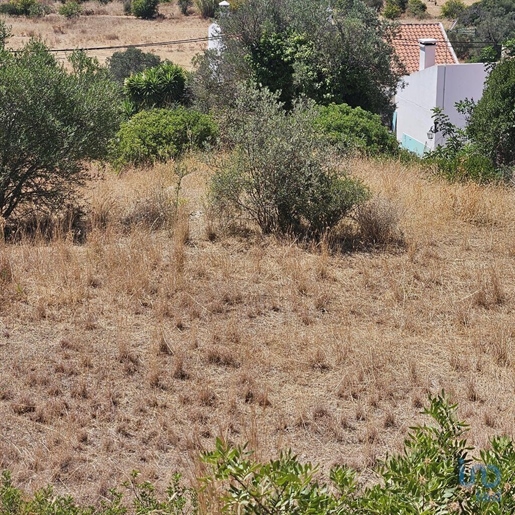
[425,104,507,183]
[112,107,218,168]
[0,0,50,16]
[0,20,12,49]
[123,62,187,112]
[383,0,402,18]
[441,0,465,19]
[2,393,515,513]
[107,47,161,85]
[315,103,399,157]
[210,85,369,239]
[178,0,192,15]
[364,0,384,11]
[131,0,158,18]
[407,0,427,18]
[194,0,217,18]
[58,0,82,18]
[202,392,515,513]
[0,43,122,224]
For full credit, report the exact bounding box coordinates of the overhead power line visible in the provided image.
[45,35,213,53]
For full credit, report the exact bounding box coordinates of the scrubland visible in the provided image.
[5,2,208,69]
[1,156,514,504]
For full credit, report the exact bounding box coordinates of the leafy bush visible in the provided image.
[407,0,427,18]
[364,0,384,11]
[0,0,50,16]
[107,47,161,85]
[383,0,402,18]
[58,0,82,18]
[441,0,465,18]
[315,103,399,156]
[206,0,402,118]
[112,107,217,168]
[425,105,503,183]
[3,393,515,513]
[210,85,369,239]
[194,0,217,18]
[0,470,197,514]
[178,0,192,14]
[124,62,187,112]
[130,0,158,18]
[0,20,12,49]
[468,56,515,171]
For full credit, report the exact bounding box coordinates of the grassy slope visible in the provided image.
[1,157,514,505]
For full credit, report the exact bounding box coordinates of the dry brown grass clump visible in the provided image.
[0,156,514,505]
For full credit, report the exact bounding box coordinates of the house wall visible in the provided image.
[396,63,488,155]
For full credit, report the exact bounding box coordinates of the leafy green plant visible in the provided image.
[123,62,187,112]
[201,392,514,513]
[441,0,465,19]
[425,103,505,183]
[210,85,369,239]
[107,47,161,85]
[194,0,217,18]
[111,107,217,168]
[0,20,12,50]
[315,103,399,157]
[196,0,403,117]
[178,0,192,15]
[59,0,82,18]
[467,55,515,171]
[407,0,427,18]
[130,0,158,18]
[0,0,50,16]
[383,0,402,18]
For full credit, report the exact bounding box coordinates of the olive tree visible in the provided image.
[210,85,370,238]
[0,41,123,223]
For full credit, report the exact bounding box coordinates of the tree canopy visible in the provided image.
[194,0,403,118]
[449,0,515,61]
[0,41,123,223]
[468,57,515,169]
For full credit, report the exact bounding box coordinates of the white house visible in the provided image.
[393,24,489,155]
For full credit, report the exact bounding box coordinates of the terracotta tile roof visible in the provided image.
[393,23,459,75]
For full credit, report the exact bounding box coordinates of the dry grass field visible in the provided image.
[1,156,514,506]
[4,2,209,69]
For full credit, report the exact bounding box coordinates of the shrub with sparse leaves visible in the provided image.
[124,62,187,112]
[107,48,161,85]
[210,85,370,239]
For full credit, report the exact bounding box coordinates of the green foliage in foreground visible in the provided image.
[3,393,515,514]
[315,103,399,157]
[111,107,217,168]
